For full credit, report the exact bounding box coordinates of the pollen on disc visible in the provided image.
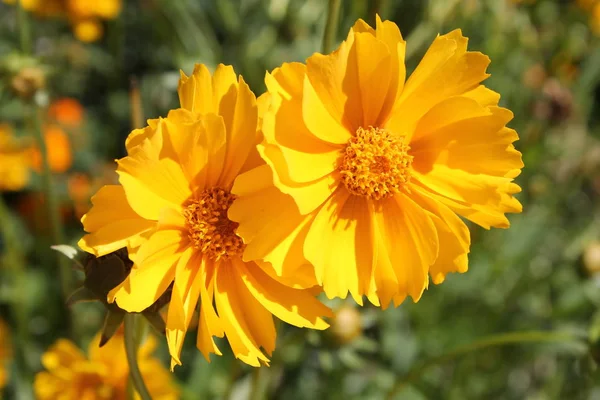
[183,188,245,261]
[339,126,413,201]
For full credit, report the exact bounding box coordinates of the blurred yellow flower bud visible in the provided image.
[330,305,362,345]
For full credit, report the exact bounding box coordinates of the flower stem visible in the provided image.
[386,330,585,399]
[322,0,342,53]
[30,104,73,300]
[16,0,31,54]
[124,314,152,400]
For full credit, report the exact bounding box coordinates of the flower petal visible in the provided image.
[387,30,490,137]
[260,144,340,215]
[78,185,155,256]
[166,247,201,369]
[111,215,185,312]
[410,186,470,284]
[304,187,373,305]
[412,167,521,229]
[236,258,332,329]
[262,88,342,183]
[230,165,320,288]
[372,192,438,306]
[214,264,270,366]
[305,31,394,131]
[196,258,224,361]
[217,75,259,187]
[178,64,213,114]
[117,135,191,221]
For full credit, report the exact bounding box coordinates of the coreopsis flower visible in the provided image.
[0,319,11,391]
[78,64,332,369]
[49,98,85,127]
[30,125,73,174]
[34,332,178,400]
[0,124,32,191]
[229,17,523,308]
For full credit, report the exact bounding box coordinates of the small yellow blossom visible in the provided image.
[34,332,179,400]
[0,124,32,191]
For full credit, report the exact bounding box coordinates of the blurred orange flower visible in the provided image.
[49,98,85,127]
[34,331,179,400]
[31,125,72,174]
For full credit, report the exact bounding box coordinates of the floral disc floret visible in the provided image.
[339,126,413,200]
[183,187,245,261]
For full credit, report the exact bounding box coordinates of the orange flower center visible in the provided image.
[339,126,413,200]
[182,188,245,261]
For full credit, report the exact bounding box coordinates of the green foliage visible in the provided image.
[1,0,600,399]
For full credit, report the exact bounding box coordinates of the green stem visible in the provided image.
[0,197,32,387]
[16,0,31,54]
[322,0,342,53]
[386,330,584,399]
[30,104,73,300]
[124,314,152,400]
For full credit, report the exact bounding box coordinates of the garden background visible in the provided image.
[1,0,600,399]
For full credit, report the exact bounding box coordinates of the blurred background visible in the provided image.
[1,0,600,399]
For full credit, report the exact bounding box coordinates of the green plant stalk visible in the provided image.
[0,197,32,391]
[16,0,31,54]
[124,314,152,400]
[30,105,73,300]
[386,330,584,399]
[322,0,342,54]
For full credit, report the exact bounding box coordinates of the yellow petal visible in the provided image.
[260,144,340,215]
[117,136,191,221]
[113,224,183,312]
[125,118,159,154]
[305,31,395,131]
[213,265,270,366]
[387,29,490,137]
[166,248,203,369]
[463,85,500,107]
[373,192,438,306]
[178,64,213,114]
[262,89,342,183]
[163,110,227,191]
[265,62,306,99]
[237,258,332,329]
[78,185,155,256]
[217,75,259,187]
[228,259,276,356]
[230,165,320,288]
[410,186,470,284]
[196,258,224,361]
[410,97,523,179]
[412,168,521,229]
[302,76,352,144]
[304,187,373,305]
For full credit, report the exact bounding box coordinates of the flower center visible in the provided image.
[182,188,245,261]
[339,126,413,200]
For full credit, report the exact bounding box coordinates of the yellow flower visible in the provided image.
[229,17,523,308]
[0,319,11,391]
[34,332,178,400]
[0,124,32,191]
[78,64,332,369]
